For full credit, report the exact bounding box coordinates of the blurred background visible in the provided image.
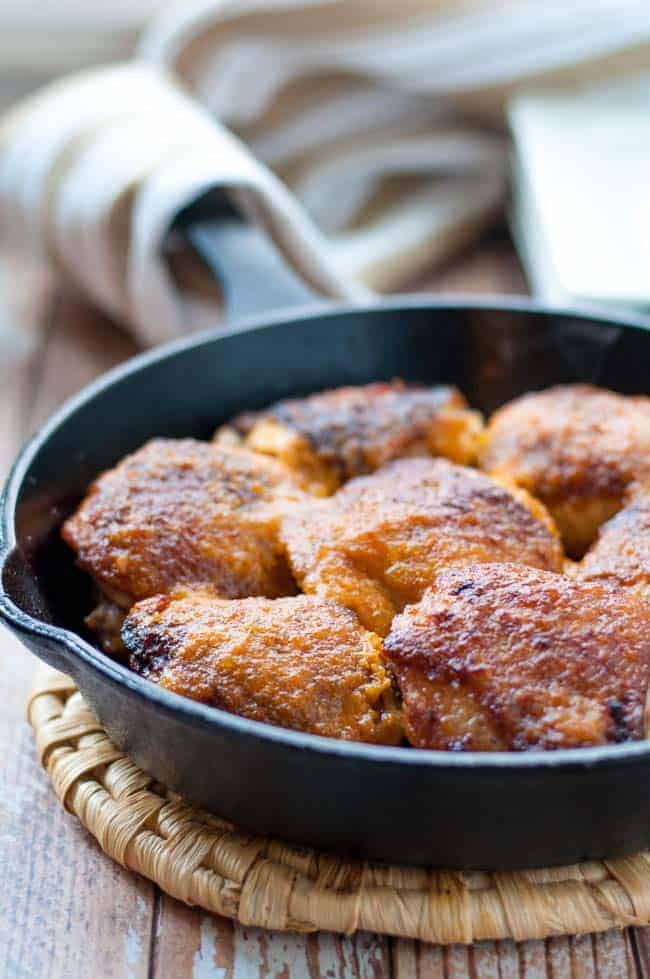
[0,1,156,109]
[0,0,648,363]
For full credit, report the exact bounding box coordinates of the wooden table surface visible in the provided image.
[1,235,649,979]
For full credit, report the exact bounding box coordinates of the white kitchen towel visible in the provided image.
[142,0,650,291]
[1,0,649,345]
[0,64,363,346]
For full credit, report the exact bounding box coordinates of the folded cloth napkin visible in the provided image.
[0,64,363,346]
[1,0,649,345]
[143,0,650,293]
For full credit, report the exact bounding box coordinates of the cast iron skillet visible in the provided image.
[2,192,650,870]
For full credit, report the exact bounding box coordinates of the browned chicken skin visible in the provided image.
[65,380,650,753]
[216,381,484,495]
[480,384,650,557]
[384,563,650,751]
[579,484,650,598]
[122,589,403,744]
[62,439,306,615]
[281,457,563,636]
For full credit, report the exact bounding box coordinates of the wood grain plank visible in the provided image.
[390,933,638,979]
[392,938,444,978]
[495,939,523,979]
[231,926,314,977]
[348,932,391,978]
[152,896,392,979]
[519,940,549,978]
[593,929,636,979]
[151,901,235,979]
[0,774,154,979]
[546,936,572,978]
[0,255,52,381]
[391,938,418,979]
[0,287,152,979]
[632,928,650,979]
[0,261,51,473]
[470,941,501,979]
[570,934,597,979]
[310,931,376,979]
[26,290,137,436]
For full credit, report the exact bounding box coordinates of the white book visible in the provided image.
[509,80,650,313]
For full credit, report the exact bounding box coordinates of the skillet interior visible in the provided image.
[2,298,650,868]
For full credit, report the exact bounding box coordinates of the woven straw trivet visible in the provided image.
[27,665,650,945]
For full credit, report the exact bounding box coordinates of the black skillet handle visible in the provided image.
[174,189,324,323]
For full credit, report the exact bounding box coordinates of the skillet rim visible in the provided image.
[2,293,650,774]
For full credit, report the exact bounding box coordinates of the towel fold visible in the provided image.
[0,64,362,345]
[1,0,649,345]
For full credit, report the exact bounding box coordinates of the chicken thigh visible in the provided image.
[480,384,650,557]
[281,457,563,636]
[63,439,307,649]
[384,563,650,751]
[122,588,403,744]
[217,380,483,495]
[579,484,650,599]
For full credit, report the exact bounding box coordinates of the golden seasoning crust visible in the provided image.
[122,589,403,744]
[62,439,306,608]
[490,479,561,541]
[220,381,484,494]
[384,563,650,751]
[579,484,650,597]
[245,418,339,496]
[480,384,650,557]
[280,457,564,636]
[389,669,509,751]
